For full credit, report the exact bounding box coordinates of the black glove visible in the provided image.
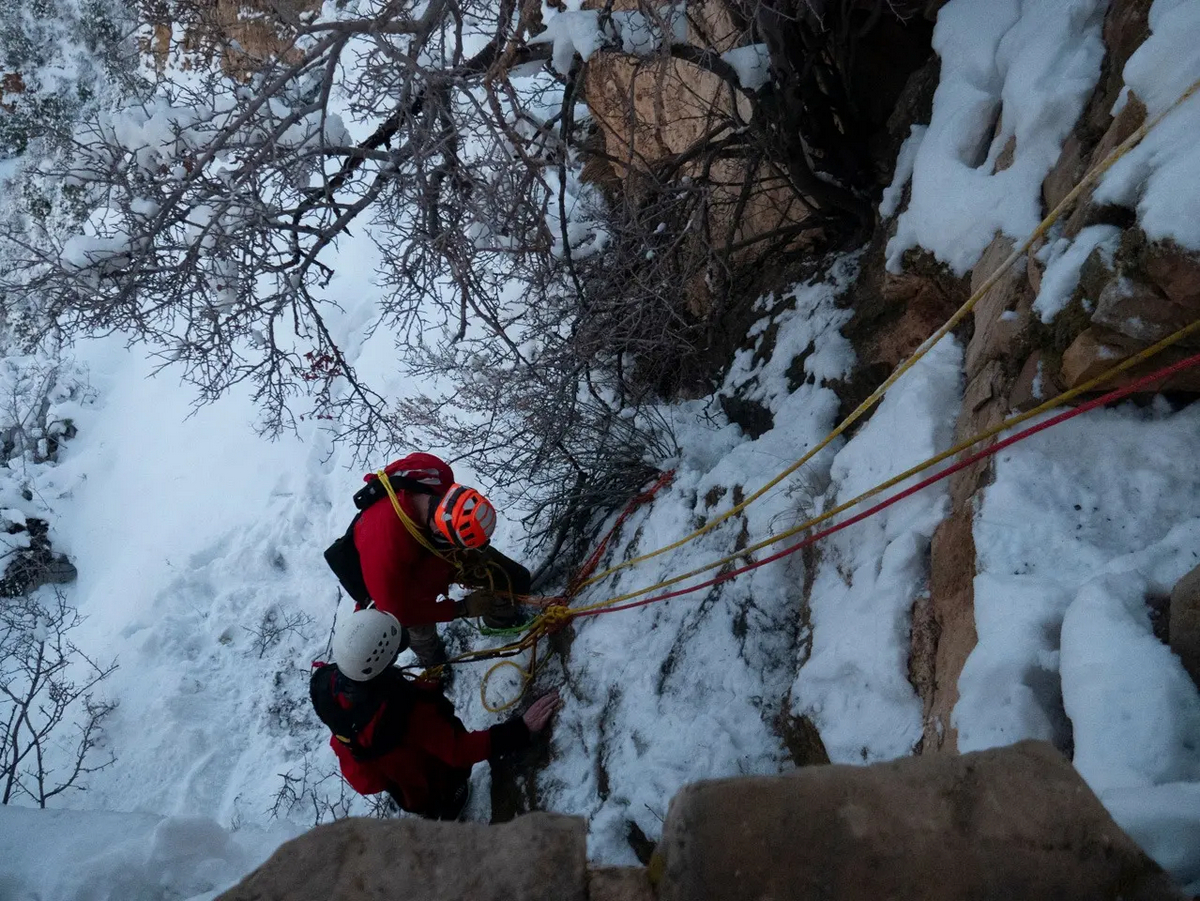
[456,588,509,618]
[487,718,532,759]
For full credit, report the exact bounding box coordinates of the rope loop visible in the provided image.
[480,660,533,713]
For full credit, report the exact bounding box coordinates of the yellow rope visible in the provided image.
[480,659,534,713]
[455,314,1198,708]
[575,76,1200,593]
[376,469,451,559]
[564,318,1200,617]
[537,605,574,630]
[437,77,1200,712]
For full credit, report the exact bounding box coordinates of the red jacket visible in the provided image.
[331,695,492,811]
[353,453,459,625]
[310,664,529,815]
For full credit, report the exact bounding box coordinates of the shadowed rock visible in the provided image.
[657,741,1185,901]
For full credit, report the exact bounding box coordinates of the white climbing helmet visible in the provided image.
[332,608,408,681]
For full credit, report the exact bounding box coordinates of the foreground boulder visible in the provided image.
[1172,563,1200,689]
[658,740,1183,901]
[218,742,1184,901]
[217,812,586,901]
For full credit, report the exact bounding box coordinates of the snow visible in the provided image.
[722,252,858,408]
[531,1,689,74]
[1094,0,1200,249]
[880,124,926,220]
[1103,784,1200,892]
[1063,570,1200,791]
[59,234,133,272]
[0,805,298,901]
[721,44,771,92]
[791,337,962,763]
[533,259,861,861]
[529,7,604,76]
[1032,224,1121,322]
[1059,563,1200,894]
[956,400,1200,892]
[887,0,1109,275]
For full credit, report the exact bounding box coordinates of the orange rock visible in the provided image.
[1060,328,1130,388]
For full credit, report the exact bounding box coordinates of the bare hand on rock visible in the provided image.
[522,689,563,733]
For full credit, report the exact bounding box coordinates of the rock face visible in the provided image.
[1171,564,1200,690]
[579,0,933,265]
[588,867,654,901]
[1053,233,1200,394]
[216,813,587,901]
[657,741,1185,901]
[581,31,812,262]
[145,0,320,78]
[901,0,1200,755]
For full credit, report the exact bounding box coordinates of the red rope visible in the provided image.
[566,468,676,597]
[572,352,1200,620]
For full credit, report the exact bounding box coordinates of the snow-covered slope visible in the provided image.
[534,255,964,859]
[0,804,297,901]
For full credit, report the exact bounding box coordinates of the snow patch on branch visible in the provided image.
[721,44,771,92]
[530,1,688,75]
[529,7,604,75]
[60,234,135,273]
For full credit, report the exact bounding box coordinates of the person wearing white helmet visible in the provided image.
[310,607,561,820]
[330,604,411,680]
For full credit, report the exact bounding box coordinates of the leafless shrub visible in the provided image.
[269,753,357,825]
[0,591,118,807]
[244,606,315,658]
[1,0,929,570]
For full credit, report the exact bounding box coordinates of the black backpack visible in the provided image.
[323,473,441,604]
[309,663,415,759]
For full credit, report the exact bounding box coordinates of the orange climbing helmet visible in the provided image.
[431,483,497,549]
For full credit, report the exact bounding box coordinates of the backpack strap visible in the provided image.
[353,473,441,512]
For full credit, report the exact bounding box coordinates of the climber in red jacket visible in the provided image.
[351,452,534,668]
[310,607,561,819]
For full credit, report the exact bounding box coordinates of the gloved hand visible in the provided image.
[456,588,502,619]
